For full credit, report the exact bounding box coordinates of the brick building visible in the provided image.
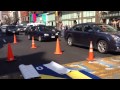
[20,11,29,24]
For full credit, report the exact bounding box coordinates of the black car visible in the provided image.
[6,25,19,35]
[25,25,34,35]
[64,22,120,53]
[17,25,25,32]
[1,25,8,34]
[27,25,58,42]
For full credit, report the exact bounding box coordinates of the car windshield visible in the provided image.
[47,26,56,31]
[8,26,16,29]
[17,26,23,28]
[38,26,51,31]
[96,24,117,32]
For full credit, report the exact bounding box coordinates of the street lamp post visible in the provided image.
[77,11,80,24]
[55,11,59,30]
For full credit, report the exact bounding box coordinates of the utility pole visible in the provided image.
[55,11,59,30]
[77,11,80,24]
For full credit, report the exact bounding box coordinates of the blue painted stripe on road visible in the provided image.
[80,70,101,79]
[78,64,93,72]
[97,60,114,68]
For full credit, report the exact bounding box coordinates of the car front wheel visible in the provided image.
[67,37,73,46]
[97,40,108,53]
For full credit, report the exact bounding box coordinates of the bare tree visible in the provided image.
[2,15,12,25]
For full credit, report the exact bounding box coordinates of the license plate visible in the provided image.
[51,36,55,38]
[13,31,15,33]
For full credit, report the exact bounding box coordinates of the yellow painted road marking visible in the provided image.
[67,70,91,79]
[39,74,65,79]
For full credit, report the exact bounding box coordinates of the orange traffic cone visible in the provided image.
[14,34,17,44]
[31,36,37,49]
[7,43,15,62]
[54,38,62,55]
[87,41,94,61]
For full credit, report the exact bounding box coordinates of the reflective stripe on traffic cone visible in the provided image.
[7,43,15,62]
[54,38,62,55]
[31,36,37,49]
[14,34,17,44]
[87,41,94,61]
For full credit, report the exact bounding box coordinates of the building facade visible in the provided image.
[100,11,120,24]
[46,11,100,27]
[20,11,29,24]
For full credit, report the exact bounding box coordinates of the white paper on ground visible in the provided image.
[43,61,71,75]
[19,64,40,79]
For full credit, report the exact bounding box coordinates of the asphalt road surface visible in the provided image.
[0,33,120,79]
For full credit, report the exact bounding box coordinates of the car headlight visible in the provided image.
[111,35,120,42]
[55,33,58,35]
[44,33,49,36]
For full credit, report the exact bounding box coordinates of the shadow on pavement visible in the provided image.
[0,52,51,76]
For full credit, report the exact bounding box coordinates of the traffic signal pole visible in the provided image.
[55,11,59,30]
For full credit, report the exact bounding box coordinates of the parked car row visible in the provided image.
[1,22,120,54]
[0,24,28,35]
[0,25,19,35]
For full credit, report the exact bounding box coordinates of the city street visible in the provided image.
[0,33,120,79]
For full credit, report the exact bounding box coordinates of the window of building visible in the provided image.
[89,11,95,16]
[92,18,95,22]
[83,19,87,23]
[76,20,81,24]
[83,11,96,17]
[73,13,77,18]
[22,17,24,21]
[87,19,92,22]
[48,14,55,21]
[83,11,89,17]
[53,22,56,26]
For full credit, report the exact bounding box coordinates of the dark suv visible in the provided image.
[64,23,120,53]
[6,25,19,35]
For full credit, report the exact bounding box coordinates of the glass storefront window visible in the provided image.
[83,19,87,23]
[53,22,55,26]
[89,11,95,16]
[83,11,90,17]
[92,18,95,22]
[48,14,55,21]
[87,19,91,22]
[73,13,77,18]
[83,11,96,17]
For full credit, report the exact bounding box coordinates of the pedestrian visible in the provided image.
[117,19,120,31]
[112,19,117,30]
[61,26,65,37]
[74,20,77,26]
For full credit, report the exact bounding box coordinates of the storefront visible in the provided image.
[47,12,56,26]
[101,11,120,24]
[45,11,99,27]
[61,11,96,27]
